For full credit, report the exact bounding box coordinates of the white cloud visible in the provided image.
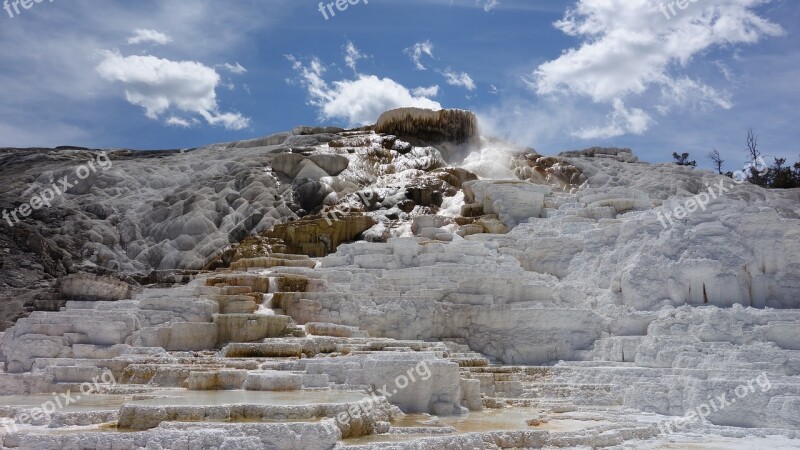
[0,0,295,143]
[714,60,734,82]
[477,0,499,12]
[198,110,250,130]
[412,85,440,97]
[165,116,198,128]
[658,76,733,111]
[96,50,249,130]
[441,68,476,90]
[288,56,441,126]
[404,40,435,70]
[218,62,247,74]
[344,41,368,72]
[127,28,172,46]
[574,99,651,139]
[532,0,784,137]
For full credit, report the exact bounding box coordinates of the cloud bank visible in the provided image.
[96,50,249,130]
[530,0,784,137]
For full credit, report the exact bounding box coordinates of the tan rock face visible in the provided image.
[434,167,479,188]
[214,314,290,345]
[230,256,316,271]
[206,274,271,293]
[306,322,368,338]
[204,235,284,270]
[186,370,248,390]
[274,274,310,292]
[265,213,377,258]
[512,153,587,191]
[205,213,375,267]
[58,273,139,301]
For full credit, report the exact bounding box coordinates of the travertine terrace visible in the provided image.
[0,108,799,449]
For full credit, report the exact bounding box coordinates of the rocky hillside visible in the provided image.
[0,109,549,327]
[1,109,799,330]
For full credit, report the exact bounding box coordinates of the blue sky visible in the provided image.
[0,0,797,171]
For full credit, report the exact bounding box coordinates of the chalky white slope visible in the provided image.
[287,148,800,354]
[276,145,800,439]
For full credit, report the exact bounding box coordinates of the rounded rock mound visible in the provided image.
[375,108,479,146]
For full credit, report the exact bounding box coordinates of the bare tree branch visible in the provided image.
[707,148,724,174]
[746,128,760,161]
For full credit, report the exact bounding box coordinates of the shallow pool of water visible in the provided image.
[344,407,621,445]
[344,407,543,445]
[437,407,542,433]
[0,394,125,412]
[0,389,369,413]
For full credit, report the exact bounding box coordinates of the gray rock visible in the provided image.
[234,132,292,148]
[309,154,349,176]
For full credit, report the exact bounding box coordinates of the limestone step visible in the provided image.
[43,369,117,390]
[288,326,308,338]
[117,398,396,430]
[211,295,258,314]
[521,383,622,405]
[449,356,489,367]
[305,322,369,338]
[243,371,331,390]
[222,342,304,358]
[230,256,317,270]
[120,363,226,386]
[220,286,254,295]
[591,336,645,363]
[214,314,291,344]
[187,369,248,390]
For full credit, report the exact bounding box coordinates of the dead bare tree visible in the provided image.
[707,148,724,174]
[746,128,760,161]
[745,129,767,186]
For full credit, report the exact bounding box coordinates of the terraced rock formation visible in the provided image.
[0,108,799,448]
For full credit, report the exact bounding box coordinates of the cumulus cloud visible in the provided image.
[288,55,441,126]
[441,68,476,90]
[96,50,249,130]
[531,0,784,137]
[127,28,172,45]
[404,40,435,70]
[344,41,368,72]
